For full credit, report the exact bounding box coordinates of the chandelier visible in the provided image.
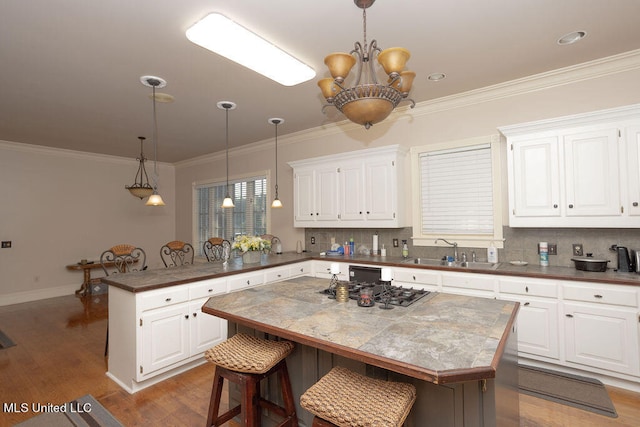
[318,0,416,129]
[141,76,166,206]
[125,136,154,199]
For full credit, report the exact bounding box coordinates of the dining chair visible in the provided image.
[203,238,231,262]
[160,240,194,267]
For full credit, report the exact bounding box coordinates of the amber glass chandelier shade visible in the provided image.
[377,47,411,76]
[324,53,356,81]
[390,70,416,94]
[341,97,394,127]
[318,78,339,99]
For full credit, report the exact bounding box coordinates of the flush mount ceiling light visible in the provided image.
[318,0,416,129]
[428,73,446,81]
[141,76,166,207]
[557,31,586,45]
[218,101,237,208]
[125,136,154,199]
[186,13,315,86]
[269,117,284,209]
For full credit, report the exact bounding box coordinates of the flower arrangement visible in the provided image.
[232,235,271,253]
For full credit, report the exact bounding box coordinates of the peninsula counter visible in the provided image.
[202,276,520,426]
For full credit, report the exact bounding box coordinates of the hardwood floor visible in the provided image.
[1,294,639,427]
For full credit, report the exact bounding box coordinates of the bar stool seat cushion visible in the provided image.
[300,366,416,427]
[205,333,294,374]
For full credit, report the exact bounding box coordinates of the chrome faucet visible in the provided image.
[435,238,459,261]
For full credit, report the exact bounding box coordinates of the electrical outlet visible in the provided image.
[572,243,584,256]
[548,244,557,255]
[310,236,315,245]
[393,238,399,248]
[1,241,11,248]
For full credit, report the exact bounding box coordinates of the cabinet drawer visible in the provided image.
[265,266,290,283]
[442,272,495,292]
[393,268,439,286]
[498,278,558,298]
[138,285,189,311]
[563,283,638,307]
[190,278,227,300]
[228,272,264,292]
[290,261,312,277]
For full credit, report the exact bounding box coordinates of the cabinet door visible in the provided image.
[190,299,226,355]
[339,161,365,221]
[293,169,315,223]
[315,166,340,221]
[564,302,639,376]
[140,303,190,377]
[563,127,620,216]
[502,296,559,359]
[510,135,561,218]
[626,125,640,216]
[365,156,396,221]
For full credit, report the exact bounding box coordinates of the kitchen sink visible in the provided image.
[403,258,500,270]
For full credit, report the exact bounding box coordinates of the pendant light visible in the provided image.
[125,136,154,199]
[218,101,236,208]
[141,76,166,206]
[268,118,284,208]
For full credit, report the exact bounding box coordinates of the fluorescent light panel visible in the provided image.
[186,13,315,86]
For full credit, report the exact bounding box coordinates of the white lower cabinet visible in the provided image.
[392,267,440,291]
[562,281,640,377]
[228,271,264,292]
[441,272,496,297]
[498,278,559,360]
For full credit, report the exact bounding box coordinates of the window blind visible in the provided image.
[419,144,494,235]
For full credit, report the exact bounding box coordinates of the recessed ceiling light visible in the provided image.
[428,73,446,81]
[557,31,586,45]
[186,13,316,86]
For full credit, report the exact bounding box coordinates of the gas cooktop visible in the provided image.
[321,281,431,307]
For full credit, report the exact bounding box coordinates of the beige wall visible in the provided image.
[0,142,175,305]
[175,53,640,253]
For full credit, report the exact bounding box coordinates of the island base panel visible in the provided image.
[227,323,520,427]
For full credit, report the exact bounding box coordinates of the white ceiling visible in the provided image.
[2,0,640,163]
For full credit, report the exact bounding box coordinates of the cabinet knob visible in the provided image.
[594,294,603,299]
[165,298,172,302]
[568,204,574,208]
[565,314,574,318]
[246,280,251,285]
[366,211,370,214]
[359,211,363,214]
[525,286,529,293]
[193,312,197,317]
[634,202,639,207]
[524,302,530,306]
[208,289,213,293]
[184,315,189,319]
[553,204,558,208]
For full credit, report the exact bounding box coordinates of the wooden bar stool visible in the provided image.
[300,366,416,427]
[204,333,298,427]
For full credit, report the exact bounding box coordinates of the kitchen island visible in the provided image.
[202,276,520,426]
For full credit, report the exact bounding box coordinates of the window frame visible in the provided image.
[192,170,271,255]
[410,135,504,249]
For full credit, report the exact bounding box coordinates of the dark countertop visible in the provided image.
[202,276,519,384]
[102,251,640,293]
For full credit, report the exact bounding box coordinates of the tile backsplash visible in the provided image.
[304,227,640,268]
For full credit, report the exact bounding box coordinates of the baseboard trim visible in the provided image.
[0,284,78,306]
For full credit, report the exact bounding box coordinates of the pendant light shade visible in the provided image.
[269,117,284,208]
[141,75,166,206]
[218,101,237,208]
[125,136,154,199]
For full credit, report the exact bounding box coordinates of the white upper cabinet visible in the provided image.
[289,145,407,228]
[500,103,640,227]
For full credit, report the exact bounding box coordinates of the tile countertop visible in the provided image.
[101,251,640,293]
[201,276,519,384]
